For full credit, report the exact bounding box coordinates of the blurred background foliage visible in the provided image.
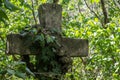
[0,0,120,80]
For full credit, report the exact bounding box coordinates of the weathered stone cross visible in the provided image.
[6,4,88,59]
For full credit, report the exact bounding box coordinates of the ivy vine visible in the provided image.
[20,25,72,80]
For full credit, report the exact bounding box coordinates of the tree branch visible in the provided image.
[100,0,109,25]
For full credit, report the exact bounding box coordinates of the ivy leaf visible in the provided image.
[0,70,7,74]
[7,69,15,75]
[0,7,9,20]
[0,0,3,7]
[35,34,45,41]
[25,67,35,76]
[0,18,8,24]
[24,2,32,10]
[62,0,70,4]
[35,34,45,47]
[4,0,21,11]
[15,71,26,79]
[90,0,100,3]
[46,35,54,43]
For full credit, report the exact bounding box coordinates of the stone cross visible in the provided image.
[6,3,88,57]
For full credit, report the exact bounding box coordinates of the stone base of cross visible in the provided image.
[6,3,88,78]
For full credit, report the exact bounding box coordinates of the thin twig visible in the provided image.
[77,1,84,17]
[31,0,37,25]
[84,0,101,20]
[100,0,109,25]
[83,0,104,27]
[113,0,120,10]
[34,72,61,76]
[80,57,86,65]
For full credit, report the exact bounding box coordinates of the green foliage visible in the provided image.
[19,25,69,79]
[90,0,100,3]
[61,0,120,79]
[0,61,28,79]
[33,31,63,79]
[0,8,9,20]
[0,0,120,80]
[4,0,21,11]
[0,0,22,24]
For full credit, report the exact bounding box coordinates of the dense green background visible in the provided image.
[0,0,120,80]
